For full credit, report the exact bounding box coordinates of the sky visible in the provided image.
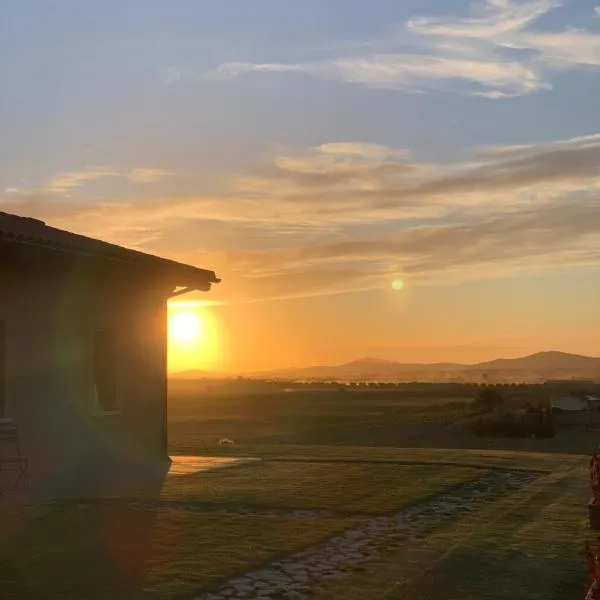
[2,0,600,372]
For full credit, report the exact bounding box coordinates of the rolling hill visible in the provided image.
[247,351,600,383]
[471,350,600,371]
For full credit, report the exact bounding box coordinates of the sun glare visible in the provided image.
[167,303,221,373]
[169,311,203,342]
[391,278,405,291]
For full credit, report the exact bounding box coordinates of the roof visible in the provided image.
[0,211,220,292]
[552,395,588,411]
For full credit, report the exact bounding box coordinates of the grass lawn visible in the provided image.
[313,465,593,600]
[0,504,356,600]
[0,443,591,599]
[399,467,592,600]
[156,461,482,513]
[0,457,488,599]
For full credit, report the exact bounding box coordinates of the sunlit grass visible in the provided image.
[156,462,481,513]
[314,467,592,600]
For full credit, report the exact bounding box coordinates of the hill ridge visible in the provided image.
[243,351,600,382]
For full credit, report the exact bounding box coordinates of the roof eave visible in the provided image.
[1,235,221,292]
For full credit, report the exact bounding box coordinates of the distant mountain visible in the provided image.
[247,351,600,383]
[248,357,463,380]
[468,351,600,371]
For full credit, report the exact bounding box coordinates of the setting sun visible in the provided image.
[169,311,203,342]
[167,303,221,373]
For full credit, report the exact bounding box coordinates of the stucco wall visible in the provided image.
[0,252,171,501]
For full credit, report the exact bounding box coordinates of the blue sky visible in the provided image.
[2,0,600,369]
[5,0,600,181]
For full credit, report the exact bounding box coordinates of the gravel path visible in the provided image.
[194,469,540,600]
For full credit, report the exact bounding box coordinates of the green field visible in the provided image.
[167,384,600,456]
[0,384,596,599]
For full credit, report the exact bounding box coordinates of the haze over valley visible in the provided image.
[174,351,600,384]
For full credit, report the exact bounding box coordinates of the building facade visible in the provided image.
[0,212,219,501]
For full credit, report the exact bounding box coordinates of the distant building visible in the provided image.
[586,395,600,411]
[552,395,588,412]
[551,393,600,412]
[0,212,219,501]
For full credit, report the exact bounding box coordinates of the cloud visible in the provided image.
[45,167,118,192]
[209,0,600,98]
[127,168,173,183]
[238,135,600,219]
[5,131,600,301]
[474,132,600,161]
[213,195,600,301]
[6,166,174,198]
[251,198,600,273]
[316,142,411,161]
[209,55,544,98]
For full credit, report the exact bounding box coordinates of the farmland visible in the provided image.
[168,380,600,456]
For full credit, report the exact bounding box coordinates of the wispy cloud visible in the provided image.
[127,168,173,183]
[211,55,544,98]
[5,166,175,198]
[45,167,118,192]
[225,198,600,275]
[4,132,600,301]
[209,0,600,98]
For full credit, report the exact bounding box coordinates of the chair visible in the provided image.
[0,423,28,493]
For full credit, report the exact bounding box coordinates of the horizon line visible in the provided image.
[169,349,600,376]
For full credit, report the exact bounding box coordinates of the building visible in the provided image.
[551,393,600,412]
[0,212,219,501]
[552,394,588,412]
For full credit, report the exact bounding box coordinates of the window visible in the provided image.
[93,329,117,413]
[0,320,5,420]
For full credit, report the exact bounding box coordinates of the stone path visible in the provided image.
[193,469,540,600]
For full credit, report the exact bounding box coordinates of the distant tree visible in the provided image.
[473,386,503,412]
